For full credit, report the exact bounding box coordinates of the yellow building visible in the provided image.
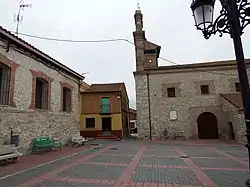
[80,83,130,139]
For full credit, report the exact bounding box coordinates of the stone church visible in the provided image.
[133,9,248,143]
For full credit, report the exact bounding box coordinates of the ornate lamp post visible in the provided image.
[190,0,250,186]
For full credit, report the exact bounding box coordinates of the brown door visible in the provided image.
[197,112,219,139]
[102,117,112,132]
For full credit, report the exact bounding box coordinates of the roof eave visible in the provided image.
[82,90,122,94]
[0,27,84,80]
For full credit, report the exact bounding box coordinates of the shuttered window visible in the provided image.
[101,97,111,113]
[0,63,11,105]
[35,78,49,110]
[62,87,72,112]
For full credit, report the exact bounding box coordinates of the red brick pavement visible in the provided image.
[16,144,113,187]
[0,145,93,178]
[2,140,248,187]
[175,148,217,187]
[113,146,146,187]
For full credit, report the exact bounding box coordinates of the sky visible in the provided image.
[1,0,250,109]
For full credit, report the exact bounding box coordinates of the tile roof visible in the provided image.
[220,93,243,108]
[0,26,84,80]
[84,83,124,93]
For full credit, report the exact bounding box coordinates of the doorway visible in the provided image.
[102,117,112,135]
[228,122,235,140]
[197,112,219,139]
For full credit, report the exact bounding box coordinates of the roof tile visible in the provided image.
[84,83,124,93]
[220,93,243,108]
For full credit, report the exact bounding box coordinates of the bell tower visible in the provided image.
[133,9,161,71]
[133,10,146,71]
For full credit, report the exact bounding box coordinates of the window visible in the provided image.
[0,63,11,105]
[167,87,175,97]
[35,78,49,109]
[62,87,72,112]
[86,118,95,128]
[235,82,241,92]
[200,85,210,95]
[101,97,111,113]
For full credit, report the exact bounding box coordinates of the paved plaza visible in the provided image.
[0,140,250,187]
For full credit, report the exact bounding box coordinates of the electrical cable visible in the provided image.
[11,31,238,76]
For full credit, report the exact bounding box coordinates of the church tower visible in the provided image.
[133,9,161,140]
[133,10,161,71]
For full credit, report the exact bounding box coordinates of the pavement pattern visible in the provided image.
[0,140,250,187]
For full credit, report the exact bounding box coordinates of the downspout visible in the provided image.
[146,71,152,140]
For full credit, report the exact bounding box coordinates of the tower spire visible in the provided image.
[134,3,143,32]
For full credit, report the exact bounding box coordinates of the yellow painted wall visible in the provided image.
[80,114,122,131]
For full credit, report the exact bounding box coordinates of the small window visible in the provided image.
[200,85,209,95]
[86,118,95,128]
[35,78,49,109]
[167,87,175,97]
[62,87,72,112]
[0,63,11,105]
[235,82,241,92]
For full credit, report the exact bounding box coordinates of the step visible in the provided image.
[95,136,119,140]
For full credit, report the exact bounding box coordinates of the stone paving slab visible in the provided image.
[204,169,250,187]
[57,164,125,180]
[131,166,201,185]
[104,149,138,155]
[225,150,248,158]
[145,145,175,150]
[183,150,225,157]
[89,154,134,164]
[140,156,187,166]
[192,157,248,169]
[36,181,112,187]
[215,146,246,151]
[144,150,180,156]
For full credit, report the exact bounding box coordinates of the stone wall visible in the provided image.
[134,68,249,141]
[0,41,81,151]
[134,74,150,139]
[220,97,246,143]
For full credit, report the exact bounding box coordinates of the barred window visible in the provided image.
[167,87,175,98]
[0,63,11,105]
[62,87,72,112]
[35,78,49,110]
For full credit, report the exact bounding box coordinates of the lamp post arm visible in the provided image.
[203,0,250,39]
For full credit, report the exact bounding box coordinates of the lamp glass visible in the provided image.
[194,4,214,30]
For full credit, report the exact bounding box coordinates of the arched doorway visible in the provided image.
[197,112,219,139]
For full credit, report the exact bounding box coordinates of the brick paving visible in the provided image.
[0,144,94,178]
[0,140,249,187]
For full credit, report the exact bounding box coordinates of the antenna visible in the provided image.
[81,72,90,76]
[14,0,32,36]
[137,0,141,10]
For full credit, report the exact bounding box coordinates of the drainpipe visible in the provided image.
[146,71,152,140]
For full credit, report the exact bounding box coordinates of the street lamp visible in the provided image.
[190,0,250,186]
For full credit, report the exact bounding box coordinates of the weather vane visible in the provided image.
[137,0,141,10]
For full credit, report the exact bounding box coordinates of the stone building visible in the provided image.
[133,10,248,143]
[0,26,85,150]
